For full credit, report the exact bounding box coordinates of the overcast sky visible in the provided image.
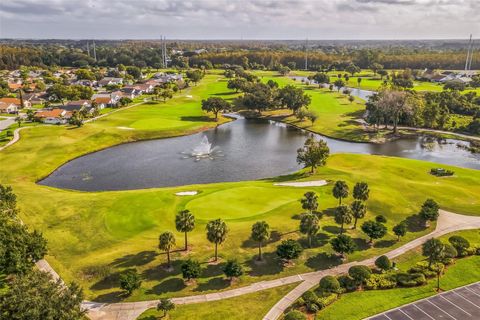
[0,0,479,40]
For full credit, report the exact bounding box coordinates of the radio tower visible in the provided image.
[465,34,473,72]
[87,41,90,57]
[304,38,308,71]
[93,40,97,62]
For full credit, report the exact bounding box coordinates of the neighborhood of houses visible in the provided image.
[0,68,184,125]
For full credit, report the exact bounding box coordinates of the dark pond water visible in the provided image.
[39,116,480,191]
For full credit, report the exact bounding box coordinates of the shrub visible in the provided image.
[306,301,320,313]
[223,259,244,280]
[317,293,338,309]
[319,275,341,293]
[419,199,439,223]
[396,272,426,287]
[337,275,357,292]
[375,255,391,272]
[119,269,142,295]
[348,265,372,285]
[284,310,307,320]
[301,291,318,305]
[430,168,454,177]
[408,262,437,278]
[443,244,458,259]
[181,259,201,280]
[365,274,397,290]
[276,239,303,261]
[448,236,470,257]
[475,247,480,255]
[375,215,387,223]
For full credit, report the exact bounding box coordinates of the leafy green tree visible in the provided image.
[201,97,230,121]
[251,221,270,261]
[334,205,353,234]
[350,200,366,229]
[296,136,330,173]
[0,184,17,217]
[393,222,407,241]
[181,259,201,281]
[300,213,320,248]
[348,95,355,103]
[333,79,345,92]
[448,235,470,257]
[158,231,176,268]
[206,219,229,261]
[186,70,204,85]
[332,180,349,205]
[305,110,318,125]
[361,220,387,244]
[419,199,439,226]
[370,63,384,75]
[312,72,330,85]
[353,182,369,202]
[119,269,142,295]
[375,255,391,272]
[227,78,248,92]
[319,275,340,293]
[422,238,445,268]
[276,239,303,262]
[157,298,175,318]
[346,63,361,76]
[223,259,244,280]
[175,209,195,251]
[300,191,318,214]
[0,270,85,319]
[348,265,372,287]
[375,215,387,223]
[277,84,311,114]
[126,66,142,79]
[330,234,356,259]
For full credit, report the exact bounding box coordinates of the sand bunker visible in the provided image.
[175,191,198,196]
[274,180,327,187]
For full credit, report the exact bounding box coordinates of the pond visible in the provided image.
[39,116,480,191]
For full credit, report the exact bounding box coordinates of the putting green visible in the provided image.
[185,186,307,221]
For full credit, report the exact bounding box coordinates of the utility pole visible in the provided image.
[468,39,474,71]
[163,36,168,68]
[87,41,90,57]
[304,38,308,71]
[465,34,472,71]
[93,40,97,62]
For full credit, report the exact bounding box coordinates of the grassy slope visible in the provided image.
[318,230,480,320]
[137,283,298,320]
[0,72,479,302]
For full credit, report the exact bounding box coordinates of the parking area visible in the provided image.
[368,282,480,320]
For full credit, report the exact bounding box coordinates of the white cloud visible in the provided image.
[0,0,478,39]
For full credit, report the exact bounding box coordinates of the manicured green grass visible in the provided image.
[1,71,479,303]
[317,230,480,320]
[137,283,298,320]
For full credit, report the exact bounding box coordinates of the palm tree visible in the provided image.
[300,213,320,247]
[175,210,195,251]
[251,221,270,261]
[351,200,366,229]
[206,219,228,261]
[333,181,349,206]
[334,205,353,234]
[300,191,318,214]
[353,182,370,202]
[158,231,176,268]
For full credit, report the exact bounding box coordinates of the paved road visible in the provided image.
[33,210,480,320]
[0,117,15,131]
[368,282,480,320]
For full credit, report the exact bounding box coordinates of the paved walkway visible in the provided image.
[0,126,30,151]
[0,116,15,131]
[34,210,480,320]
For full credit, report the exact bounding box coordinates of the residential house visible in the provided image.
[0,102,19,114]
[64,100,92,112]
[120,87,140,97]
[0,97,30,109]
[23,93,46,106]
[35,109,71,124]
[97,77,123,87]
[92,92,121,104]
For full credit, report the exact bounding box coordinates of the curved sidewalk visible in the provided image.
[34,210,480,320]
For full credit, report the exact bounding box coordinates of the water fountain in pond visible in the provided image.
[183,135,222,161]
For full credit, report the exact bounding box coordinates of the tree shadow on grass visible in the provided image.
[305,252,342,270]
[322,207,337,218]
[298,232,330,249]
[374,239,397,248]
[180,116,214,122]
[322,225,342,235]
[93,290,125,303]
[265,171,310,183]
[194,277,230,292]
[405,215,427,232]
[352,237,370,251]
[201,263,225,278]
[110,251,157,268]
[212,91,237,96]
[146,278,186,295]
[142,261,182,281]
[90,271,122,291]
[247,252,283,277]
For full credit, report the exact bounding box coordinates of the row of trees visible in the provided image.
[0,185,85,319]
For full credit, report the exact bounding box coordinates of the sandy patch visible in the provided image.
[175,191,198,196]
[117,126,135,130]
[274,180,327,187]
[186,95,193,98]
